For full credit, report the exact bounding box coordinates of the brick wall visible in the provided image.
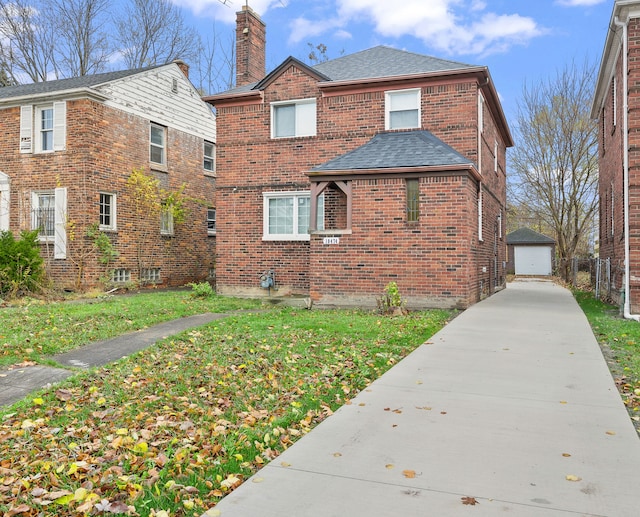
[0,98,216,290]
[214,62,508,307]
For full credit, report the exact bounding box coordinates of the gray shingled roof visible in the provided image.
[313,46,475,82]
[507,228,556,245]
[213,45,477,97]
[0,66,161,100]
[310,130,472,172]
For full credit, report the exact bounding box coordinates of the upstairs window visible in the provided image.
[150,123,166,165]
[385,89,420,130]
[20,101,66,153]
[271,99,317,138]
[204,141,215,172]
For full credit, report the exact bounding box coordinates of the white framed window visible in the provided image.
[204,141,215,172]
[99,192,116,231]
[160,204,174,235]
[32,191,55,238]
[207,208,216,235]
[263,191,324,241]
[31,187,67,258]
[111,269,131,283]
[385,89,420,130]
[271,99,317,138]
[150,123,166,165]
[20,101,66,153]
[141,268,161,283]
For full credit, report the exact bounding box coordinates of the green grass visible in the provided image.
[573,290,640,431]
[0,290,263,367]
[0,298,452,517]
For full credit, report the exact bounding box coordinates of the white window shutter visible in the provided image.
[0,174,9,232]
[54,187,67,259]
[53,101,66,151]
[20,106,32,153]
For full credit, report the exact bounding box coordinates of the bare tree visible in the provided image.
[509,59,599,281]
[0,0,57,82]
[193,22,235,95]
[114,0,200,69]
[49,0,111,77]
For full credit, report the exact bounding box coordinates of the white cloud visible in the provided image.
[323,0,544,57]
[555,0,605,6]
[171,0,285,24]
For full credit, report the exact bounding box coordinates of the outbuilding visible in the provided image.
[507,228,556,276]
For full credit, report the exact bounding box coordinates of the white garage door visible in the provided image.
[514,246,552,276]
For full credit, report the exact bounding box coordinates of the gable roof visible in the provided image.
[313,46,476,83]
[0,66,162,101]
[310,130,473,173]
[506,228,555,245]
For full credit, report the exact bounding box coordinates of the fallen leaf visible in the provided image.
[559,401,567,404]
[605,430,616,436]
[566,474,582,482]
[5,504,31,516]
[333,452,342,457]
[461,496,479,505]
[402,469,416,478]
[280,461,291,467]
[252,477,265,483]
[562,453,571,457]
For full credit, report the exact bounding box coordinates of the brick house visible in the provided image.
[205,7,512,309]
[0,62,217,290]
[592,0,640,317]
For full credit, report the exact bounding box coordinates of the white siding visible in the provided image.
[97,64,216,142]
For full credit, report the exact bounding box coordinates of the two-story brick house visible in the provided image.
[592,0,640,317]
[0,61,217,290]
[206,7,512,309]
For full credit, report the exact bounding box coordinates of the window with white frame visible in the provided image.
[204,141,215,172]
[385,89,420,130]
[31,187,67,258]
[150,123,166,165]
[32,191,55,238]
[271,99,317,138]
[263,192,324,241]
[20,101,66,153]
[99,192,116,231]
[160,204,174,235]
[207,208,216,235]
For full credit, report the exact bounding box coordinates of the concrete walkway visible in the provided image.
[211,280,640,517]
[0,313,227,407]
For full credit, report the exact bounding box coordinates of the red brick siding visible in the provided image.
[0,98,215,290]
[213,63,508,307]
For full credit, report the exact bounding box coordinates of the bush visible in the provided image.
[377,281,408,315]
[0,230,46,297]
[187,281,214,298]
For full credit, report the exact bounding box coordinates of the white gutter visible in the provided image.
[615,16,640,321]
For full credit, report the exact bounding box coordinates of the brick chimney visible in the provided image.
[235,5,266,87]
[173,59,189,78]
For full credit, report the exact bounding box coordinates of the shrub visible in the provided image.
[0,230,47,297]
[188,281,214,298]
[377,281,408,315]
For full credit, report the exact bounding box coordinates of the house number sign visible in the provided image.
[323,237,340,245]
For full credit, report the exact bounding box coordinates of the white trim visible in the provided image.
[19,106,32,153]
[270,98,317,138]
[0,171,9,231]
[99,192,117,231]
[262,191,323,241]
[54,187,67,259]
[53,101,66,151]
[385,88,421,130]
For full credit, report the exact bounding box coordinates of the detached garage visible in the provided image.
[506,228,556,276]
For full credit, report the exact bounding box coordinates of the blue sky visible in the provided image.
[174,0,613,123]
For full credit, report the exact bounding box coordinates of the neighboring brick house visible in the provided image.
[0,61,217,290]
[592,0,640,317]
[206,7,512,309]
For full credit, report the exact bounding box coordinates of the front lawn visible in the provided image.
[0,301,451,516]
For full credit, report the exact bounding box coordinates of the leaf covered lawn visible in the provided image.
[0,308,450,516]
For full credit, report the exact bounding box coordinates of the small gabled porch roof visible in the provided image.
[306,130,479,233]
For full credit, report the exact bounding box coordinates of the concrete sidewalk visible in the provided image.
[0,312,227,407]
[212,280,640,517]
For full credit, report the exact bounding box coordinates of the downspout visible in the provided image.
[615,16,640,320]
